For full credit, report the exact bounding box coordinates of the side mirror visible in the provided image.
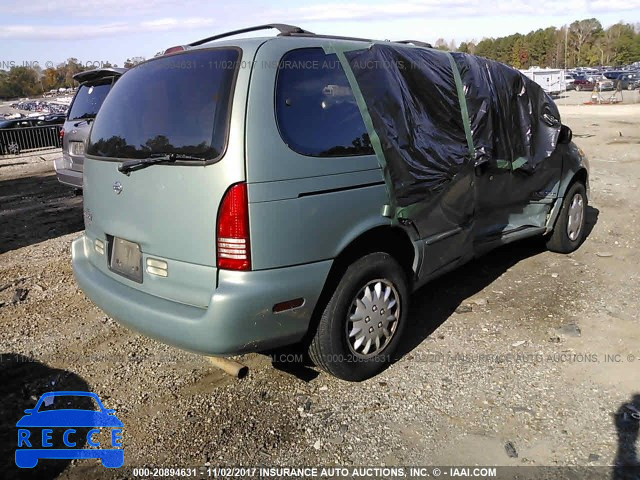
[558,124,572,144]
[23,409,34,414]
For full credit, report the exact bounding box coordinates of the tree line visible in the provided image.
[441,19,640,69]
[0,57,144,99]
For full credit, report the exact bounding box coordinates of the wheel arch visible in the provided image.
[302,225,417,345]
[546,164,589,234]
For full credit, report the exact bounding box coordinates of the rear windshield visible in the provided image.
[68,82,112,120]
[87,48,240,161]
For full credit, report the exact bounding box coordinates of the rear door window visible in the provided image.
[275,48,374,157]
[68,82,112,121]
[87,48,240,161]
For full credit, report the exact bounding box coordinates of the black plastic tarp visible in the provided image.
[342,44,561,208]
[344,46,470,207]
[451,52,561,172]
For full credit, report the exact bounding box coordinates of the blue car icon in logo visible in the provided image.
[15,391,123,468]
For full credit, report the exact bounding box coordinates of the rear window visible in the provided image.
[68,82,112,120]
[87,48,240,161]
[275,48,374,157]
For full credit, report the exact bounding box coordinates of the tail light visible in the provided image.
[217,182,250,271]
[59,128,64,140]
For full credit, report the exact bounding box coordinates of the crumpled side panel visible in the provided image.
[344,46,471,207]
[451,53,561,172]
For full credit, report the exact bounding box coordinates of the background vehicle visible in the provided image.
[572,76,595,91]
[617,72,640,90]
[72,25,589,381]
[573,75,595,92]
[594,76,615,91]
[0,117,63,155]
[54,67,126,189]
[520,68,565,95]
[564,75,575,90]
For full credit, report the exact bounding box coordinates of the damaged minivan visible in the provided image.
[72,24,589,381]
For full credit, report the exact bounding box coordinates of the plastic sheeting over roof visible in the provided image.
[341,44,561,208]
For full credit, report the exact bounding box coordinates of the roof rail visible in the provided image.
[189,24,314,47]
[287,32,379,43]
[396,40,433,48]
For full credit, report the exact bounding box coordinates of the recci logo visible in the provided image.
[15,391,123,468]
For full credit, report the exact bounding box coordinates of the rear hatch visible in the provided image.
[63,68,126,173]
[83,47,244,306]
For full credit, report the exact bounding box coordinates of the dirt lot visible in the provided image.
[1,91,639,479]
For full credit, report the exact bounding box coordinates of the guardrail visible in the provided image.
[0,125,62,156]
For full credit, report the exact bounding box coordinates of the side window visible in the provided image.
[275,48,374,157]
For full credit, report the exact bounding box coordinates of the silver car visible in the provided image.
[72,24,590,381]
[54,68,126,189]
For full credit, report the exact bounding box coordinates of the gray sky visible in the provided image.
[3,0,640,68]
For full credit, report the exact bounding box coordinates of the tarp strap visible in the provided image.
[323,43,398,219]
[511,157,528,170]
[445,52,475,160]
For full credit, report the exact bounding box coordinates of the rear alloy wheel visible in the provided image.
[308,252,408,381]
[546,181,587,253]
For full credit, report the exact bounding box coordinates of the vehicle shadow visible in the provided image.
[396,206,599,361]
[0,353,91,479]
[396,237,547,358]
[613,394,640,480]
[0,171,83,253]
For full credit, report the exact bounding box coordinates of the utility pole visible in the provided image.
[564,26,568,69]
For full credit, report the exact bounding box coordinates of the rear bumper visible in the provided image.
[72,236,332,355]
[54,158,82,188]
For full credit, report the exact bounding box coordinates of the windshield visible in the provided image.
[68,82,112,120]
[87,48,240,161]
[36,395,101,412]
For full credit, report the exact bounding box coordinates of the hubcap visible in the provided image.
[346,279,400,358]
[566,193,584,241]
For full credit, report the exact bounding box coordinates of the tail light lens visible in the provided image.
[217,182,250,271]
[59,128,64,140]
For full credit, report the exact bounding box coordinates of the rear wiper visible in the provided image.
[73,118,95,127]
[118,153,204,175]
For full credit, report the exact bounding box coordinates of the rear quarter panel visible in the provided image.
[246,38,390,270]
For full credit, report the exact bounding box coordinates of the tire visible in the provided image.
[546,182,587,253]
[308,252,409,381]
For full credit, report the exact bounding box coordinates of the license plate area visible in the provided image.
[108,236,142,283]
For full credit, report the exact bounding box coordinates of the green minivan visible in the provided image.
[72,24,589,381]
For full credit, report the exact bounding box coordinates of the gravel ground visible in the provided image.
[0,92,639,479]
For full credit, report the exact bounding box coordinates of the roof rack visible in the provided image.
[188,24,434,50]
[189,24,314,47]
[396,40,433,48]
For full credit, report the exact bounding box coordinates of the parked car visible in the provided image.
[0,116,63,155]
[616,72,640,90]
[565,75,575,91]
[54,67,127,189]
[602,71,625,81]
[596,77,615,91]
[572,76,595,91]
[72,24,589,381]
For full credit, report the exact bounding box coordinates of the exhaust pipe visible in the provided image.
[208,356,248,379]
